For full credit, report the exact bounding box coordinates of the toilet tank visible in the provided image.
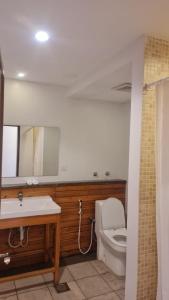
[95,198,125,233]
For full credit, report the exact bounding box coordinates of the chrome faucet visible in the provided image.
[18,192,23,206]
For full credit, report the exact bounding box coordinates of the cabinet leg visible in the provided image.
[54,217,61,284]
[45,224,50,263]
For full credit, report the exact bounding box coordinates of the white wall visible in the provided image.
[2,79,130,184]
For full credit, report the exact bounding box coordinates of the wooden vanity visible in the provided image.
[0,213,60,284]
[0,180,126,278]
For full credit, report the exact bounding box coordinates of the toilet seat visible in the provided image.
[101,227,127,253]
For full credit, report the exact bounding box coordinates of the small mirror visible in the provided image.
[2,125,60,177]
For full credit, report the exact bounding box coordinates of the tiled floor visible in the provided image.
[0,260,125,300]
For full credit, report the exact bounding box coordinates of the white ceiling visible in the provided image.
[73,64,132,102]
[0,0,169,100]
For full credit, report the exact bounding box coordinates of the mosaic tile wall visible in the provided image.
[137,37,169,300]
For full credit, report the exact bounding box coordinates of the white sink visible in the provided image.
[0,196,61,219]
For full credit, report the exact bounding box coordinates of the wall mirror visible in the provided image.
[2,125,60,177]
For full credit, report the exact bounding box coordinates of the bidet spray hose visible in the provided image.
[78,200,94,255]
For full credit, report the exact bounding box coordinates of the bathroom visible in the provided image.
[1,2,169,300]
[0,61,131,300]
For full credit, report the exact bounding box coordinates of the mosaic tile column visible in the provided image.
[137,37,169,300]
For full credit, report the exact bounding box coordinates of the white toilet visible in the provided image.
[95,197,127,276]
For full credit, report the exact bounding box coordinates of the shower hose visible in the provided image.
[78,200,94,255]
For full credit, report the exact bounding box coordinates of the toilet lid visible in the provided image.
[101,198,125,230]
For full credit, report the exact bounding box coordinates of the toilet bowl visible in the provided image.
[95,198,127,276]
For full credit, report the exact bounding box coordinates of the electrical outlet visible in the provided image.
[93,171,98,177]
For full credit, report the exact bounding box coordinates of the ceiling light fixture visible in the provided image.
[17,72,25,78]
[35,30,49,42]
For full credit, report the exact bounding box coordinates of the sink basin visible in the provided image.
[0,196,61,219]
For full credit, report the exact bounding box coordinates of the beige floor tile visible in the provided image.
[0,281,16,299]
[17,288,52,300]
[101,273,125,291]
[0,296,17,300]
[0,282,15,293]
[77,275,111,298]
[15,275,45,293]
[101,272,118,283]
[43,273,53,283]
[59,268,74,283]
[116,289,125,299]
[108,279,125,292]
[49,281,85,300]
[90,260,110,274]
[68,262,97,280]
[68,282,85,299]
[89,292,121,300]
[43,267,73,286]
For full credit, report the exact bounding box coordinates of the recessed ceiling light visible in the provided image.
[17,72,25,78]
[35,31,49,42]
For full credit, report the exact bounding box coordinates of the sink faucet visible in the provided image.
[18,192,23,206]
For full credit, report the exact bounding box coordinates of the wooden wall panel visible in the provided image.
[1,186,56,199]
[0,181,126,270]
[57,181,125,256]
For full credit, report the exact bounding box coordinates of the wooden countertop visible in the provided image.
[1,179,126,189]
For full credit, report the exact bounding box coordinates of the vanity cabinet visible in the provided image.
[0,213,61,284]
[0,180,126,271]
